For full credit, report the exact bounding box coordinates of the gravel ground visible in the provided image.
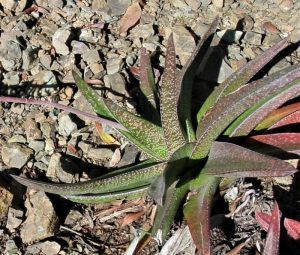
[0,0,300,254]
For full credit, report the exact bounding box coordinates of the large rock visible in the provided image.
[20,191,59,243]
[1,143,34,169]
[52,28,71,55]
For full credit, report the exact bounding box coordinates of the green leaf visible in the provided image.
[255,102,300,131]
[148,143,195,205]
[104,99,168,160]
[160,34,186,152]
[197,37,288,123]
[177,16,219,142]
[11,161,166,195]
[224,82,300,137]
[151,179,190,243]
[184,175,219,255]
[201,142,297,177]
[72,70,113,119]
[191,63,300,159]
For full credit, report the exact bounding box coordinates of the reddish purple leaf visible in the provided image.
[184,176,219,255]
[247,133,300,156]
[284,218,300,240]
[270,110,300,130]
[256,102,300,130]
[262,201,281,255]
[202,142,297,178]
[256,212,272,231]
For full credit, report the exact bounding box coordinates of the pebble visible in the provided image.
[71,40,90,54]
[0,40,22,71]
[212,0,223,8]
[106,57,123,74]
[26,241,61,255]
[58,113,78,137]
[4,239,19,254]
[28,140,46,154]
[82,49,101,65]
[1,143,34,169]
[20,191,59,243]
[2,71,20,86]
[6,207,23,232]
[0,187,13,218]
[242,31,263,45]
[104,73,128,96]
[22,118,42,141]
[52,28,71,55]
[87,147,114,161]
[8,134,27,144]
[107,0,131,16]
[92,0,108,9]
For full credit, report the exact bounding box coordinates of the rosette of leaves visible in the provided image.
[11,17,300,253]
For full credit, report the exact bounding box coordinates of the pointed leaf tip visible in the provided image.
[262,201,280,255]
[284,218,300,240]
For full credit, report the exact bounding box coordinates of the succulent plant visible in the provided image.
[8,17,300,253]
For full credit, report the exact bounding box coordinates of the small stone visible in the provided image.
[0,41,22,71]
[71,40,90,54]
[22,118,42,141]
[131,24,155,38]
[92,0,107,9]
[212,0,223,8]
[185,0,201,10]
[117,145,139,168]
[58,113,78,137]
[262,22,280,34]
[89,63,105,77]
[82,49,101,65]
[79,29,97,44]
[20,191,59,243]
[103,73,127,95]
[172,0,189,8]
[64,209,83,231]
[242,31,263,45]
[26,241,61,255]
[52,28,71,55]
[78,141,92,154]
[28,140,46,154]
[2,143,34,169]
[279,0,293,11]
[4,239,19,254]
[0,187,13,218]
[59,86,74,100]
[2,71,20,86]
[0,0,17,10]
[6,207,23,231]
[107,0,131,16]
[8,134,27,144]
[106,57,123,74]
[31,70,57,86]
[22,47,39,71]
[87,147,114,161]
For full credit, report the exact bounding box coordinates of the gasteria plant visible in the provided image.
[8,17,300,254]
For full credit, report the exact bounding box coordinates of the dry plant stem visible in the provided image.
[0,96,126,130]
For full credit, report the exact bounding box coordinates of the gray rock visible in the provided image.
[242,31,263,45]
[107,0,131,16]
[79,29,97,44]
[212,0,223,8]
[2,71,20,86]
[0,0,17,10]
[64,209,83,231]
[71,40,90,54]
[52,28,71,55]
[58,113,78,137]
[92,0,107,9]
[117,145,139,167]
[7,134,26,144]
[22,47,39,71]
[106,57,123,74]
[22,118,42,141]
[4,239,19,255]
[82,49,101,65]
[6,207,23,231]
[197,46,233,83]
[31,70,58,96]
[185,0,201,10]
[20,191,59,243]
[131,24,155,39]
[103,73,127,95]
[2,143,34,169]
[47,152,79,183]
[0,41,22,71]
[39,50,52,69]
[217,30,244,44]
[87,147,114,161]
[28,140,46,154]
[78,141,92,154]
[26,241,61,255]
